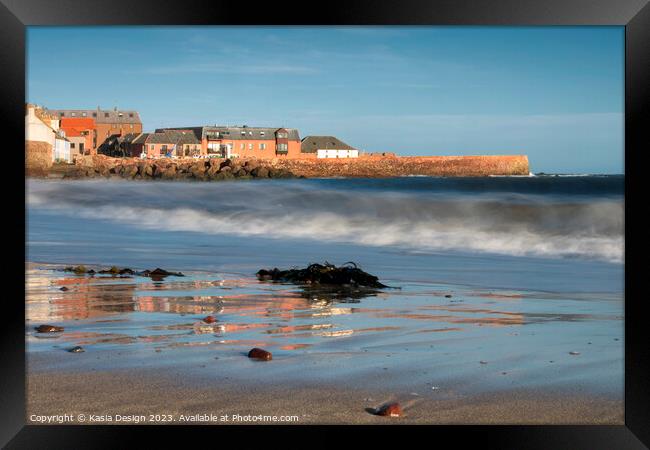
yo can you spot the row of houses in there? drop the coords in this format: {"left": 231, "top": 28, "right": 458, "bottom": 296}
{"left": 26, "top": 104, "right": 359, "bottom": 163}
{"left": 116, "top": 126, "right": 359, "bottom": 160}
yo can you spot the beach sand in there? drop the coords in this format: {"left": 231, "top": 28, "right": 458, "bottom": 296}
{"left": 25, "top": 260, "right": 624, "bottom": 425}
{"left": 27, "top": 369, "right": 623, "bottom": 425}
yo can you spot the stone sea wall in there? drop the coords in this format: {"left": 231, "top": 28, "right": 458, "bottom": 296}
{"left": 32, "top": 154, "right": 530, "bottom": 180}
{"left": 25, "top": 141, "right": 53, "bottom": 176}
{"left": 266, "top": 155, "right": 530, "bottom": 178}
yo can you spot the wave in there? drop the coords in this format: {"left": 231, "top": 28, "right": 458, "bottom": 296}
{"left": 27, "top": 179, "right": 624, "bottom": 263}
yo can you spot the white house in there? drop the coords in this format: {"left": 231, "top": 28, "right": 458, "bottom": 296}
{"left": 300, "top": 136, "right": 359, "bottom": 159}
{"left": 25, "top": 104, "right": 73, "bottom": 163}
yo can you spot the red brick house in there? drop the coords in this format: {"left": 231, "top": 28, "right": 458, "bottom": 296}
{"left": 157, "top": 125, "right": 306, "bottom": 159}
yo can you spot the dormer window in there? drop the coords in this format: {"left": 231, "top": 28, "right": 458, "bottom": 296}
{"left": 82, "top": 112, "right": 87, "bottom": 117}
{"left": 129, "top": 113, "right": 134, "bottom": 118}
{"left": 71, "top": 112, "right": 76, "bottom": 117}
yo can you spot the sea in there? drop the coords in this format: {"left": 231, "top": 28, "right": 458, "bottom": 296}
{"left": 25, "top": 175, "right": 624, "bottom": 398}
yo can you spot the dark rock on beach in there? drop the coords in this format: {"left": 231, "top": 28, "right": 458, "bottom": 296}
{"left": 138, "top": 268, "right": 185, "bottom": 278}
{"left": 98, "top": 266, "right": 135, "bottom": 275}
{"left": 248, "top": 348, "right": 272, "bottom": 361}
{"left": 68, "top": 346, "right": 85, "bottom": 353}
{"left": 35, "top": 324, "right": 64, "bottom": 333}
{"left": 256, "top": 262, "right": 388, "bottom": 289}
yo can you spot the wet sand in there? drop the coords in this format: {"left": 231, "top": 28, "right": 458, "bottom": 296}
{"left": 27, "top": 369, "right": 622, "bottom": 425}
{"left": 25, "top": 263, "right": 624, "bottom": 425}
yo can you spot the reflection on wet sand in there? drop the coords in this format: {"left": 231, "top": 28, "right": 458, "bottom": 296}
{"left": 26, "top": 264, "right": 620, "bottom": 356}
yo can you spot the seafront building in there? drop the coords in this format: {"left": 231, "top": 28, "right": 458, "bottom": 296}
{"left": 157, "top": 125, "right": 303, "bottom": 158}
{"left": 301, "top": 136, "right": 359, "bottom": 159}
{"left": 120, "top": 130, "right": 202, "bottom": 158}
{"left": 25, "top": 104, "right": 72, "bottom": 164}
{"left": 59, "top": 117, "right": 95, "bottom": 157}
{"left": 43, "top": 107, "right": 143, "bottom": 154}
{"left": 26, "top": 103, "right": 361, "bottom": 161}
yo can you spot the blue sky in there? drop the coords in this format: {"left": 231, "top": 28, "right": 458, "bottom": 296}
{"left": 27, "top": 26, "right": 624, "bottom": 173}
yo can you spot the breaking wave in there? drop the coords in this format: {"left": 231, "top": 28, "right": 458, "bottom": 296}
{"left": 27, "top": 178, "right": 624, "bottom": 263}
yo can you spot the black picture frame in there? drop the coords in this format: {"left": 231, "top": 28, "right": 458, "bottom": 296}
{"left": 3, "top": 0, "right": 648, "bottom": 447}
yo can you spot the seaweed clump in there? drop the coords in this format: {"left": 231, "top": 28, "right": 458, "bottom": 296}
{"left": 256, "top": 262, "right": 388, "bottom": 288}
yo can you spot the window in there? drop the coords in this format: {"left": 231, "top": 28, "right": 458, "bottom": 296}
{"left": 129, "top": 113, "right": 134, "bottom": 118}
{"left": 70, "top": 143, "right": 75, "bottom": 148}
{"left": 248, "top": 143, "right": 253, "bottom": 150}
{"left": 130, "top": 124, "right": 133, "bottom": 129}
{"left": 260, "top": 143, "right": 266, "bottom": 150}
{"left": 104, "top": 112, "right": 109, "bottom": 118}
{"left": 277, "top": 143, "right": 288, "bottom": 153}
{"left": 240, "top": 143, "right": 245, "bottom": 150}
{"left": 241, "top": 131, "right": 246, "bottom": 136}
{"left": 71, "top": 112, "right": 76, "bottom": 117}
{"left": 60, "top": 112, "right": 64, "bottom": 117}
{"left": 82, "top": 112, "right": 87, "bottom": 117}
{"left": 260, "top": 131, "right": 265, "bottom": 137}
{"left": 150, "top": 145, "right": 154, "bottom": 150}
{"left": 92, "top": 112, "right": 97, "bottom": 117}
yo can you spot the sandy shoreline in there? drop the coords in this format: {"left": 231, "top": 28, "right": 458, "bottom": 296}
{"left": 27, "top": 368, "right": 622, "bottom": 425}
{"left": 25, "top": 257, "right": 624, "bottom": 425}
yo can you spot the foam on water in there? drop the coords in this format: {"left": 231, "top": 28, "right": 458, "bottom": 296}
{"left": 27, "top": 177, "right": 624, "bottom": 263}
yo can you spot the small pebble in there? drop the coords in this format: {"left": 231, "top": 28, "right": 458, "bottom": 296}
{"left": 248, "top": 348, "right": 272, "bottom": 361}
{"left": 68, "top": 346, "right": 84, "bottom": 353}
{"left": 375, "top": 402, "right": 402, "bottom": 417}
{"left": 480, "top": 360, "right": 488, "bottom": 364}
{"left": 444, "top": 294, "right": 452, "bottom": 298}
{"left": 569, "top": 351, "right": 581, "bottom": 355}
{"left": 59, "top": 286, "right": 69, "bottom": 291}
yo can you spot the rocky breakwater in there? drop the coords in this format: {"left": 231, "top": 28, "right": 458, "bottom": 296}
{"left": 267, "top": 155, "right": 530, "bottom": 178}
{"left": 48, "top": 155, "right": 299, "bottom": 181}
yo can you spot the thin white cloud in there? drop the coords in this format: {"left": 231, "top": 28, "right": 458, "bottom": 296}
{"left": 127, "top": 63, "right": 319, "bottom": 76}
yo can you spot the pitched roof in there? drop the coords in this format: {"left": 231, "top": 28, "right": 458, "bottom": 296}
{"left": 301, "top": 136, "right": 355, "bottom": 153}
{"left": 158, "top": 126, "right": 300, "bottom": 141}
{"left": 45, "top": 108, "right": 141, "bottom": 124}
{"left": 118, "top": 133, "right": 142, "bottom": 144}
{"left": 144, "top": 130, "right": 201, "bottom": 145}
{"left": 131, "top": 133, "right": 150, "bottom": 144}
